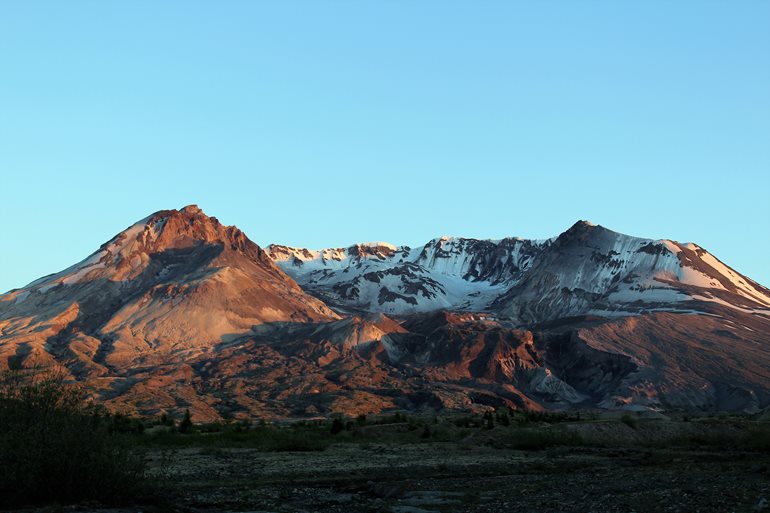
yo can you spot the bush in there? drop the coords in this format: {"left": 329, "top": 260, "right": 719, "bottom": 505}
{"left": 143, "top": 423, "right": 332, "bottom": 451}
{"left": 512, "top": 410, "right": 578, "bottom": 425}
{"left": 330, "top": 417, "right": 345, "bottom": 435}
{"left": 158, "top": 412, "right": 175, "bottom": 427}
{"left": 620, "top": 414, "right": 639, "bottom": 430}
{"left": 0, "top": 368, "right": 148, "bottom": 507}
{"left": 746, "top": 425, "right": 770, "bottom": 453}
{"left": 494, "top": 427, "right": 583, "bottom": 450}
{"left": 106, "top": 412, "right": 146, "bottom": 434}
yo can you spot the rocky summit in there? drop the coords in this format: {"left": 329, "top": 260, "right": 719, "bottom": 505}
{"left": 1, "top": 205, "right": 768, "bottom": 420}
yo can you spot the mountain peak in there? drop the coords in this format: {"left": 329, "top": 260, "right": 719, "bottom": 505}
{"left": 4, "top": 205, "right": 339, "bottom": 370}
{"left": 180, "top": 204, "right": 203, "bottom": 215}
{"left": 559, "top": 220, "right": 618, "bottom": 241}
{"left": 570, "top": 219, "right": 599, "bottom": 230}
{"left": 347, "top": 241, "right": 398, "bottom": 258}
{"left": 137, "top": 205, "right": 256, "bottom": 255}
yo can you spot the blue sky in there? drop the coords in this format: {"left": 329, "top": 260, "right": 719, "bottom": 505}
{"left": 1, "top": 1, "right": 768, "bottom": 292}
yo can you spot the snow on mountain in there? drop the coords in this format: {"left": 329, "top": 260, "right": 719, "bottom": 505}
{"left": 269, "top": 221, "right": 770, "bottom": 320}
{"left": 267, "top": 236, "right": 546, "bottom": 315}
{"left": 495, "top": 221, "right": 770, "bottom": 322}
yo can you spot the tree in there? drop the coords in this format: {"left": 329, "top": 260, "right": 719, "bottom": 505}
{"left": 483, "top": 411, "right": 495, "bottom": 430}
{"left": 159, "top": 413, "right": 174, "bottom": 426}
{"left": 178, "top": 408, "right": 193, "bottom": 434}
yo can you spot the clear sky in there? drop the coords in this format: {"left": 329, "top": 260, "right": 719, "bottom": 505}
{"left": 1, "top": 1, "right": 768, "bottom": 293}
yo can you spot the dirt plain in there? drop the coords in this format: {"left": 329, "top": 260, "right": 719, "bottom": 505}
{"left": 20, "top": 418, "right": 770, "bottom": 513}
{"left": 146, "top": 444, "right": 769, "bottom": 513}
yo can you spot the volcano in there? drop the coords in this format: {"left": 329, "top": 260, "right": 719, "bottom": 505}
{"left": 1, "top": 205, "right": 768, "bottom": 420}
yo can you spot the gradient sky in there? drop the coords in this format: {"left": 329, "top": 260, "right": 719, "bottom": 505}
{"left": 1, "top": 1, "right": 768, "bottom": 293}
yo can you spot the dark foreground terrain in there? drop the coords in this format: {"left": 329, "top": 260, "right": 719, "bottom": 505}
{"left": 15, "top": 413, "right": 770, "bottom": 513}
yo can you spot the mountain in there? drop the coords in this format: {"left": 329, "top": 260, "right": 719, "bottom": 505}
{"left": 267, "top": 221, "right": 770, "bottom": 320}
{"left": 1, "top": 206, "right": 768, "bottom": 420}
{"left": 267, "top": 237, "right": 543, "bottom": 315}
{"left": 0, "top": 205, "right": 337, "bottom": 375}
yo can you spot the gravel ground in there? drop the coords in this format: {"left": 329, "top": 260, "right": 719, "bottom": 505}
{"left": 18, "top": 425, "right": 770, "bottom": 513}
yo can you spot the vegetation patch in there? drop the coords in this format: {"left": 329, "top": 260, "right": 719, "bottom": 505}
{"left": 0, "top": 368, "right": 149, "bottom": 508}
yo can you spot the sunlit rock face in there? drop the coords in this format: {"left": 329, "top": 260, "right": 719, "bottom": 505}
{"left": 1, "top": 208, "right": 769, "bottom": 420}
{"left": 0, "top": 205, "right": 338, "bottom": 372}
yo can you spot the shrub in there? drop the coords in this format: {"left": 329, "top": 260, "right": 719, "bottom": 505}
{"left": 494, "top": 427, "right": 583, "bottom": 450}
{"left": 744, "top": 425, "right": 770, "bottom": 453}
{"left": 620, "top": 414, "right": 639, "bottom": 430}
{"left": 144, "top": 422, "right": 332, "bottom": 451}
{"left": 198, "top": 421, "right": 226, "bottom": 433}
{"left": 106, "top": 412, "right": 145, "bottom": 434}
{"left": 513, "top": 410, "right": 577, "bottom": 425}
{"left": 453, "top": 415, "right": 481, "bottom": 428}
{"left": 0, "top": 368, "right": 148, "bottom": 507}
{"left": 330, "top": 417, "right": 345, "bottom": 435}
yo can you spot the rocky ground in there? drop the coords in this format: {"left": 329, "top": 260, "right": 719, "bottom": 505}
{"left": 20, "top": 419, "right": 770, "bottom": 513}
{"left": 147, "top": 444, "right": 769, "bottom": 513}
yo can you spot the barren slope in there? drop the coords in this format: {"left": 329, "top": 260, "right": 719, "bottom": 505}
{"left": 0, "top": 205, "right": 337, "bottom": 375}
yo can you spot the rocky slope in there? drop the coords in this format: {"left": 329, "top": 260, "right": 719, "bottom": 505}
{"left": 494, "top": 221, "right": 770, "bottom": 323}
{"left": 0, "top": 207, "right": 768, "bottom": 419}
{"left": 0, "top": 205, "right": 337, "bottom": 376}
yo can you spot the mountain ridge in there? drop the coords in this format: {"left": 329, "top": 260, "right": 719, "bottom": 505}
{"left": 267, "top": 220, "right": 770, "bottom": 319}
{"left": 1, "top": 205, "right": 768, "bottom": 420}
